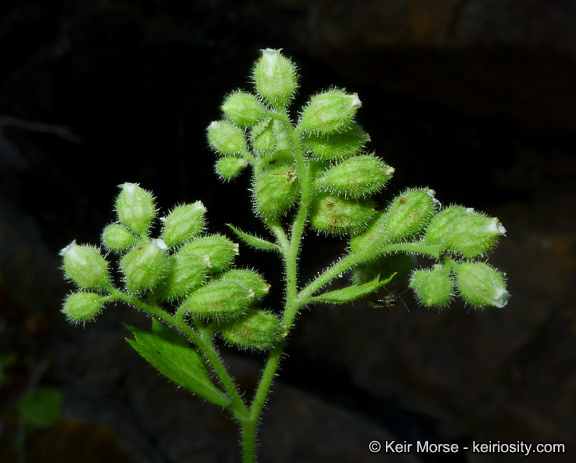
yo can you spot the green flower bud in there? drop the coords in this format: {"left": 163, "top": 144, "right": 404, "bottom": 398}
{"left": 62, "top": 292, "right": 105, "bottom": 323}
{"left": 350, "top": 188, "right": 438, "bottom": 254}
{"left": 116, "top": 183, "right": 156, "bottom": 236}
{"left": 222, "top": 91, "right": 268, "bottom": 127}
{"left": 207, "top": 121, "right": 247, "bottom": 155}
{"left": 409, "top": 265, "right": 454, "bottom": 307}
{"left": 218, "top": 269, "right": 270, "bottom": 300}
{"left": 315, "top": 155, "right": 394, "bottom": 199}
{"left": 310, "top": 193, "right": 376, "bottom": 235}
{"left": 121, "top": 239, "right": 169, "bottom": 293}
{"left": 216, "top": 156, "right": 249, "bottom": 180}
{"left": 425, "top": 206, "right": 506, "bottom": 258}
{"left": 102, "top": 224, "right": 139, "bottom": 253}
{"left": 253, "top": 48, "right": 298, "bottom": 107}
{"left": 161, "top": 202, "right": 206, "bottom": 247}
{"left": 454, "top": 262, "right": 510, "bottom": 308}
{"left": 156, "top": 249, "right": 210, "bottom": 301}
{"left": 250, "top": 118, "right": 275, "bottom": 154}
{"left": 181, "top": 279, "right": 254, "bottom": 320}
{"left": 254, "top": 165, "right": 299, "bottom": 220}
{"left": 60, "top": 241, "right": 110, "bottom": 289}
{"left": 303, "top": 123, "right": 370, "bottom": 161}
{"left": 219, "top": 310, "right": 281, "bottom": 350}
{"left": 179, "top": 235, "right": 238, "bottom": 273}
{"left": 299, "top": 90, "right": 362, "bottom": 135}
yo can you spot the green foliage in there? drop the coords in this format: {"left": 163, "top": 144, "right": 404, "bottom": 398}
{"left": 18, "top": 388, "right": 62, "bottom": 428}
{"left": 60, "top": 48, "right": 510, "bottom": 463}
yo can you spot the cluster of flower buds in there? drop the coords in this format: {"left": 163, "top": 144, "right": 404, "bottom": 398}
{"left": 408, "top": 206, "right": 510, "bottom": 308}
{"left": 61, "top": 183, "right": 281, "bottom": 350}
{"left": 205, "top": 48, "right": 509, "bottom": 309}
{"left": 207, "top": 49, "right": 394, "bottom": 234}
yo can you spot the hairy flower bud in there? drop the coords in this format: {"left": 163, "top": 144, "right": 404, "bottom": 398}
{"left": 303, "top": 123, "right": 369, "bottom": 161}
{"left": 207, "top": 121, "right": 247, "bottom": 155}
{"left": 218, "top": 269, "right": 270, "bottom": 300}
{"left": 350, "top": 188, "right": 438, "bottom": 254}
{"left": 310, "top": 193, "right": 376, "bottom": 235}
{"left": 250, "top": 118, "right": 275, "bottom": 154}
{"left": 181, "top": 279, "right": 254, "bottom": 319}
{"left": 299, "top": 90, "right": 361, "bottom": 134}
{"left": 254, "top": 166, "right": 299, "bottom": 220}
{"left": 161, "top": 202, "right": 206, "bottom": 247}
{"left": 116, "top": 183, "right": 156, "bottom": 236}
{"left": 219, "top": 310, "right": 281, "bottom": 350}
{"left": 253, "top": 48, "right": 298, "bottom": 107}
{"left": 121, "top": 239, "right": 169, "bottom": 293}
{"left": 216, "top": 156, "right": 249, "bottom": 180}
{"left": 454, "top": 262, "right": 510, "bottom": 308}
{"left": 222, "top": 91, "right": 268, "bottom": 127}
{"left": 179, "top": 235, "right": 238, "bottom": 273}
{"left": 409, "top": 265, "right": 454, "bottom": 307}
{"left": 425, "top": 206, "right": 506, "bottom": 258}
{"left": 60, "top": 241, "right": 110, "bottom": 289}
{"left": 156, "top": 249, "right": 210, "bottom": 301}
{"left": 102, "top": 224, "right": 139, "bottom": 253}
{"left": 315, "top": 155, "right": 394, "bottom": 199}
{"left": 62, "top": 292, "right": 105, "bottom": 323}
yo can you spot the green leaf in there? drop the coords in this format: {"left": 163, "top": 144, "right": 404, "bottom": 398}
{"left": 18, "top": 388, "right": 62, "bottom": 428}
{"left": 124, "top": 319, "right": 230, "bottom": 407}
{"left": 311, "top": 273, "right": 396, "bottom": 304}
{"left": 227, "top": 224, "right": 279, "bottom": 251}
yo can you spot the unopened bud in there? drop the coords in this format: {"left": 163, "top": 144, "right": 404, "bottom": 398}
{"left": 250, "top": 118, "right": 275, "bottom": 154}
{"left": 409, "top": 265, "right": 454, "bottom": 307}
{"left": 116, "top": 183, "right": 156, "bottom": 236}
{"left": 254, "top": 166, "right": 299, "bottom": 220}
{"left": 60, "top": 241, "right": 110, "bottom": 289}
{"left": 350, "top": 188, "right": 438, "bottom": 254}
{"left": 454, "top": 262, "right": 510, "bottom": 308}
{"left": 218, "top": 269, "right": 270, "bottom": 300}
{"left": 161, "top": 202, "right": 206, "bottom": 247}
{"left": 315, "top": 155, "right": 393, "bottom": 198}
{"left": 207, "top": 121, "right": 247, "bottom": 155}
{"left": 216, "top": 156, "right": 249, "bottom": 180}
{"left": 310, "top": 193, "right": 376, "bottom": 235}
{"left": 120, "top": 239, "right": 169, "bottom": 293}
{"left": 102, "top": 224, "right": 139, "bottom": 253}
{"left": 219, "top": 310, "right": 281, "bottom": 350}
{"left": 222, "top": 91, "right": 268, "bottom": 127}
{"left": 304, "top": 123, "right": 369, "bottom": 161}
{"left": 181, "top": 279, "right": 254, "bottom": 319}
{"left": 156, "top": 249, "right": 209, "bottom": 300}
{"left": 62, "top": 292, "right": 105, "bottom": 323}
{"left": 425, "top": 206, "right": 506, "bottom": 258}
{"left": 299, "top": 90, "right": 361, "bottom": 134}
{"left": 253, "top": 49, "right": 298, "bottom": 107}
{"left": 179, "top": 235, "right": 238, "bottom": 273}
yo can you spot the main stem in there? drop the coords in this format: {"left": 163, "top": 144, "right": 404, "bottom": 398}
{"left": 240, "top": 111, "right": 311, "bottom": 463}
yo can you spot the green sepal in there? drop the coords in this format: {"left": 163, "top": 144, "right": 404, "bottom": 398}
{"left": 180, "top": 235, "right": 239, "bottom": 273}
{"left": 227, "top": 224, "right": 279, "bottom": 251}
{"left": 124, "top": 319, "right": 230, "bottom": 407}
{"left": 180, "top": 279, "right": 254, "bottom": 320}
{"left": 216, "top": 156, "right": 249, "bottom": 180}
{"left": 310, "top": 193, "right": 376, "bottom": 235}
{"left": 311, "top": 273, "right": 396, "bottom": 304}
{"left": 303, "top": 122, "right": 369, "bottom": 161}
{"left": 254, "top": 165, "right": 299, "bottom": 220}
{"left": 219, "top": 309, "right": 281, "bottom": 351}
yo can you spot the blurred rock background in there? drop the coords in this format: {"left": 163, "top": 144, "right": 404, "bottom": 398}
{"left": 0, "top": 1, "right": 575, "bottom": 462}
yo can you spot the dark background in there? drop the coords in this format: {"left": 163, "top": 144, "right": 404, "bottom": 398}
{"left": 1, "top": 1, "right": 575, "bottom": 462}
